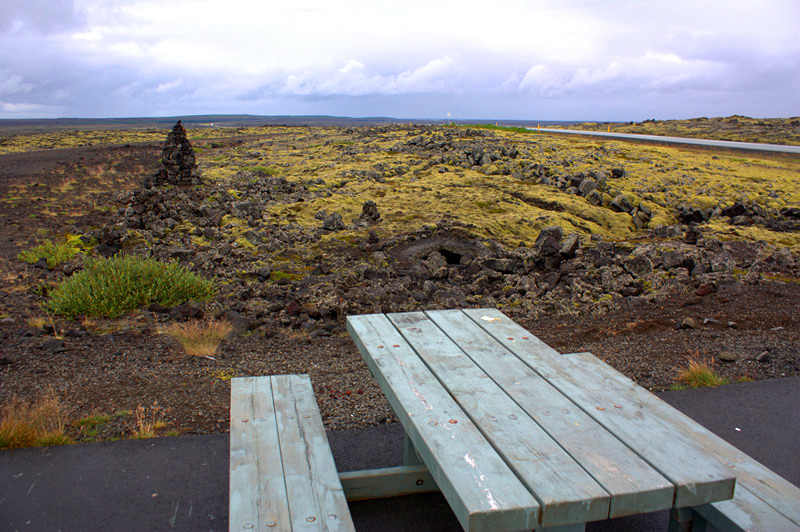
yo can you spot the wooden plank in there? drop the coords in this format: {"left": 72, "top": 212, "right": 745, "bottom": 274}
{"left": 563, "top": 353, "right": 800, "bottom": 525}
{"left": 388, "top": 311, "right": 611, "bottom": 527}
{"left": 347, "top": 314, "right": 540, "bottom": 532}
{"left": 270, "top": 375, "right": 355, "bottom": 531}
{"left": 425, "top": 309, "right": 674, "bottom": 519}
{"left": 693, "top": 484, "right": 800, "bottom": 532}
{"left": 229, "top": 376, "right": 291, "bottom": 531}
{"left": 464, "top": 308, "right": 736, "bottom": 508}
{"left": 339, "top": 465, "right": 438, "bottom": 501}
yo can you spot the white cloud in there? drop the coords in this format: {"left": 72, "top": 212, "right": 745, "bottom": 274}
{"left": 156, "top": 79, "right": 182, "bottom": 93}
{"left": 0, "top": 0, "right": 798, "bottom": 119}
{"left": 0, "top": 72, "right": 35, "bottom": 96}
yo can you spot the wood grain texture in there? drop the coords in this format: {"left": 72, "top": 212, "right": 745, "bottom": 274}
{"left": 230, "top": 376, "right": 290, "bottom": 531}
{"left": 693, "top": 484, "right": 800, "bottom": 531}
{"left": 463, "top": 308, "right": 736, "bottom": 508}
{"left": 425, "top": 309, "right": 674, "bottom": 519}
{"left": 271, "top": 375, "right": 354, "bottom": 531}
{"left": 229, "top": 376, "right": 354, "bottom": 532}
{"left": 339, "top": 465, "right": 438, "bottom": 501}
{"left": 388, "top": 311, "right": 610, "bottom": 526}
{"left": 347, "top": 313, "right": 540, "bottom": 532}
{"left": 563, "top": 353, "right": 800, "bottom": 526}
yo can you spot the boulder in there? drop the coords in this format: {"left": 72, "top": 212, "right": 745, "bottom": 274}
{"left": 578, "top": 178, "right": 597, "bottom": 196}
{"left": 559, "top": 233, "right": 581, "bottom": 258}
{"left": 321, "top": 212, "right": 345, "bottom": 231}
{"left": 533, "top": 226, "right": 563, "bottom": 256}
{"left": 359, "top": 200, "right": 381, "bottom": 223}
{"left": 610, "top": 194, "right": 633, "bottom": 213}
{"left": 623, "top": 254, "right": 653, "bottom": 277}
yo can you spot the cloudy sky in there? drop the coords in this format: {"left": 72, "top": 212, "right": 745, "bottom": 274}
{"left": 1, "top": 0, "right": 798, "bottom": 121}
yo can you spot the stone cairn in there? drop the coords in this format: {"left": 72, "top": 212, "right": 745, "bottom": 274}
{"left": 145, "top": 120, "right": 199, "bottom": 187}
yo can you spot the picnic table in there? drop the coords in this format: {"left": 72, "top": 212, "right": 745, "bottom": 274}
{"left": 345, "top": 308, "right": 738, "bottom": 531}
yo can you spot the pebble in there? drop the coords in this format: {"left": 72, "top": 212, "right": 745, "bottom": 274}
{"left": 756, "top": 351, "right": 771, "bottom": 363}
{"left": 703, "top": 317, "right": 719, "bottom": 325}
{"left": 41, "top": 338, "right": 67, "bottom": 354}
{"left": 679, "top": 317, "right": 697, "bottom": 330}
{"left": 718, "top": 351, "right": 738, "bottom": 362}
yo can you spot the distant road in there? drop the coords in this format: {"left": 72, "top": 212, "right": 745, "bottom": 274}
{"left": 528, "top": 127, "right": 800, "bottom": 154}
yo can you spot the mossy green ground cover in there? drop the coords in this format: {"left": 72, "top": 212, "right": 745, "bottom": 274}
{"left": 194, "top": 125, "right": 800, "bottom": 250}
{"left": 5, "top": 123, "right": 798, "bottom": 252}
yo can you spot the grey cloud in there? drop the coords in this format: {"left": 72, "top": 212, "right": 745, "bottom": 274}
{"left": 0, "top": 0, "right": 86, "bottom": 33}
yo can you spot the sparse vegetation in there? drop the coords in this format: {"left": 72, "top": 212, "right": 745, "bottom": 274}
{"left": 17, "top": 235, "right": 92, "bottom": 269}
{"left": 163, "top": 318, "right": 233, "bottom": 357}
{"left": 674, "top": 358, "right": 730, "bottom": 389}
{"left": 47, "top": 255, "right": 215, "bottom": 318}
{"left": 129, "top": 403, "right": 168, "bottom": 439}
{"left": 0, "top": 389, "right": 72, "bottom": 449}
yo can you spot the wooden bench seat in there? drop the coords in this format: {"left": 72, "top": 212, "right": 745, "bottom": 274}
{"left": 229, "top": 375, "right": 354, "bottom": 531}
{"left": 557, "top": 352, "right": 800, "bottom": 532}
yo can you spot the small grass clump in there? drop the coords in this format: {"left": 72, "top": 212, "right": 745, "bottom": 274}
{"left": 0, "top": 389, "right": 72, "bottom": 449}
{"left": 129, "top": 403, "right": 168, "bottom": 439}
{"left": 17, "top": 238, "right": 82, "bottom": 268}
{"left": 164, "top": 318, "right": 233, "bottom": 357}
{"left": 47, "top": 255, "right": 215, "bottom": 318}
{"left": 674, "top": 359, "right": 729, "bottom": 389}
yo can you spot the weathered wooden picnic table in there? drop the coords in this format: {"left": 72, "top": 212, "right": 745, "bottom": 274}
{"left": 346, "top": 308, "right": 739, "bottom": 531}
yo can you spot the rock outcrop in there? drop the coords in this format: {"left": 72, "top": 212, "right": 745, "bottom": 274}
{"left": 146, "top": 121, "right": 199, "bottom": 187}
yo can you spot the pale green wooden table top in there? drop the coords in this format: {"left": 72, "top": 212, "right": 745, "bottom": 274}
{"left": 347, "top": 308, "right": 737, "bottom": 531}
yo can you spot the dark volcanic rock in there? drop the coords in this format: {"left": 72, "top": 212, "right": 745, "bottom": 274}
{"left": 359, "top": 200, "right": 381, "bottom": 223}
{"left": 147, "top": 121, "right": 198, "bottom": 187}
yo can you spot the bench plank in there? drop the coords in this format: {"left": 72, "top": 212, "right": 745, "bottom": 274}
{"left": 230, "top": 376, "right": 291, "bottom": 530}
{"left": 425, "top": 309, "right": 674, "bottom": 519}
{"left": 693, "top": 484, "right": 800, "bottom": 532}
{"left": 347, "top": 313, "right": 539, "bottom": 532}
{"left": 563, "top": 352, "right": 800, "bottom": 527}
{"left": 230, "top": 376, "right": 354, "bottom": 532}
{"left": 271, "top": 375, "right": 354, "bottom": 531}
{"left": 464, "top": 308, "right": 736, "bottom": 508}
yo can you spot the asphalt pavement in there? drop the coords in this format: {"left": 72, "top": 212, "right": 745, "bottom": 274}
{"left": 2, "top": 376, "right": 799, "bottom": 531}
{"left": 530, "top": 127, "right": 800, "bottom": 154}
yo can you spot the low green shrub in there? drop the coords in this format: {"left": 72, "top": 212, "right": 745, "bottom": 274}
{"left": 47, "top": 255, "right": 215, "bottom": 318}
{"left": 17, "top": 237, "right": 83, "bottom": 268}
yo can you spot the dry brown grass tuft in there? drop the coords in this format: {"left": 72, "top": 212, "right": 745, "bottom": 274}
{"left": 163, "top": 318, "right": 233, "bottom": 357}
{"left": 0, "top": 388, "right": 72, "bottom": 449}
{"left": 129, "top": 403, "right": 168, "bottom": 439}
{"left": 674, "top": 355, "right": 729, "bottom": 389}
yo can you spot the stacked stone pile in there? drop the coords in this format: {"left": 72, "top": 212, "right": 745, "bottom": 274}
{"left": 145, "top": 120, "right": 199, "bottom": 187}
